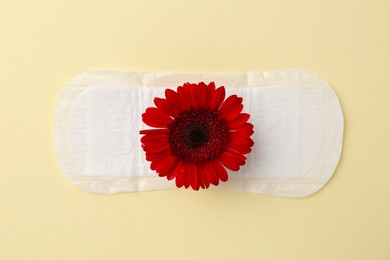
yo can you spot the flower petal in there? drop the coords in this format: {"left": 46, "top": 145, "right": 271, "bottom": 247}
{"left": 142, "top": 107, "right": 173, "bottom": 128}
{"left": 152, "top": 155, "right": 174, "bottom": 173}
{"left": 226, "top": 143, "right": 252, "bottom": 154}
{"left": 187, "top": 83, "right": 199, "bottom": 108}
{"left": 219, "top": 95, "right": 243, "bottom": 121}
{"left": 167, "top": 160, "right": 180, "bottom": 180}
{"left": 229, "top": 132, "right": 254, "bottom": 147}
{"left": 177, "top": 85, "right": 191, "bottom": 110}
{"left": 154, "top": 97, "right": 178, "bottom": 117}
{"left": 207, "top": 82, "right": 216, "bottom": 92}
{"left": 145, "top": 149, "right": 170, "bottom": 161}
{"left": 197, "top": 82, "right": 209, "bottom": 109}
{"left": 197, "top": 164, "right": 206, "bottom": 189}
{"left": 210, "top": 86, "right": 225, "bottom": 111}
{"left": 190, "top": 164, "right": 200, "bottom": 191}
{"left": 227, "top": 113, "right": 250, "bottom": 129}
{"left": 175, "top": 164, "right": 185, "bottom": 188}
{"left": 206, "top": 82, "right": 215, "bottom": 106}
{"left": 183, "top": 163, "right": 192, "bottom": 189}
{"left": 212, "top": 161, "right": 228, "bottom": 182}
{"left": 158, "top": 157, "right": 178, "bottom": 178}
{"left": 140, "top": 129, "right": 169, "bottom": 135}
{"left": 142, "top": 139, "right": 167, "bottom": 148}
{"left": 150, "top": 160, "right": 160, "bottom": 171}
{"left": 155, "top": 155, "right": 177, "bottom": 175}
{"left": 236, "top": 123, "right": 254, "bottom": 135}
{"left": 141, "top": 134, "right": 167, "bottom": 143}
{"left": 142, "top": 142, "right": 170, "bottom": 153}
{"left": 224, "top": 149, "right": 246, "bottom": 166}
{"left": 219, "top": 152, "right": 240, "bottom": 171}
{"left": 203, "top": 163, "right": 218, "bottom": 188}
{"left": 165, "top": 89, "right": 185, "bottom": 112}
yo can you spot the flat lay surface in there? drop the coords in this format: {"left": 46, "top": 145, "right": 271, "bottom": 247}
{"left": 1, "top": 0, "right": 389, "bottom": 259}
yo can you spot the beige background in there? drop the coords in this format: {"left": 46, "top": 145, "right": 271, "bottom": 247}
{"left": 1, "top": 0, "right": 389, "bottom": 259}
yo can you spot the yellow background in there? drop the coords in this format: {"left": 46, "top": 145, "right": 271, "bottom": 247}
{"left": 1, "top": 0, "right": 389, "bottom": 259}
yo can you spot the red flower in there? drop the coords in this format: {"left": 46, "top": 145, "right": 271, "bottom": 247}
{"left": 140, "top": 82, "right": 254, "bottom": 190}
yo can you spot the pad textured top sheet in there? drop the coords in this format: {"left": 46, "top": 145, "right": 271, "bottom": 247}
{"left": 54, "top": 70, "right": 343, "bottom": 197}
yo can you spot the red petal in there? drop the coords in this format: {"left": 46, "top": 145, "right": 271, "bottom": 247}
{"left": 220, "top": 96, "right": 243, "bottom": 121}
{"left": 190, "top": 164, "right": 199, "bottom": 191}
{"left": 226, "top": 143, "right": 252, "bottom": 154}
{"left": 219, "top": 152, "right": 240, "bottom": 171}
{"left": 154, "top": 97, "right": 178, "bottom": 117}
{"left": 177, "top": 85, "right": 191, "bottom": 110}
{"left": 219, "top": 95, "right": 236, "bottom": 113}
{"left": 197, "top": 82, "right": 208, "bottom": 109}
{"left": 237, "top": 123, "right": 254, "bottom": 135}
{"left": 212, "top": 161, "right": 228, "bottom": 182}
{"left": 145, "top": 149, "right": 170, "bottom": 161}
{"left": 140, "top": 129, "right": 168, "bottom": 135}
{"left": 183, "top": 163, "right": 192, "bottom": 189}
{"left": 142, "top": 142, "right": 167, "bottom": 152}
{"left": 187, "top": 83, "right": 198, "bottom": 108}
{"left": 210, "top": 86, "right": 225, "bottom": 111}
{"left": 165, "top": 89, "right": 185, "bottom": 112}
{"left": 175, "top": 164, "right": 185, "bottom": 188}
{"left": 205, "top": 163, "right": 219, "bottom": 186}
{"left": 155, "top": 156, "right": 174, "bottom": 172}
{"left": 227, "top": 113, "right": 250, "bottom": 129}
{"left": 141, "top": 134, "right": 167, "bottom": 143}
{"left": 197, "top": 164, "right": 206, "bottom": 189}
{"left": 142, "top": 107, "right": 172, "bottom": 128}
{"left": 224, "top": 104, "right": 243, "bottom": 121}
{"left": 230, "top": 132, "right": 254, "bottom": 147}
{"left": 208, "top": 82, "right": 216, "bottom": 92}
{"left": 167, "top": 160, "right": 181, "bottom": 180}
{"left": 202, "top": 163, "right": 218, "bottom": 188}
{"left": 143, "top": 142, "right": 169, "bottom": 153}
{"left": 206, "top": 82, "right": 216, "bottom": 107}
{"left": 224, "top": 149, "right": 246, "bottom": 166}
{"left": 157, "top": 157, "right": 178, "bottom": 177}
{"left": 155, "top": 155, "right": 176, "bottom": 174}
{"left": 150, "top": 160, "right": 160, "bottom": 171}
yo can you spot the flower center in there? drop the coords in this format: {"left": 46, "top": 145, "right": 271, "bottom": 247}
{"left": 185, "top": 124, "right": 209, "bottom": 148}
{"left": 168, "top": 109, "right": 229, "bottom": 164}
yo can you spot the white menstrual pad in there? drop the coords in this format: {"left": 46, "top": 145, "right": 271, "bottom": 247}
{"left": 54, "top": 70, "right": 343, "bottom": 197}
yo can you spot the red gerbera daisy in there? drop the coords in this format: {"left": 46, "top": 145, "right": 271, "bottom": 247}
{"left": 139, "top": 82, "right": 254, "bottom": 190}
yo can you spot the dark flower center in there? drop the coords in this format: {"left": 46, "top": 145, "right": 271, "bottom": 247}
{"left": 168, "top": 109, "right": 229, "bottom": 164}
{"left": 185, "top": 124, "right": 209, "bottom": 148}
